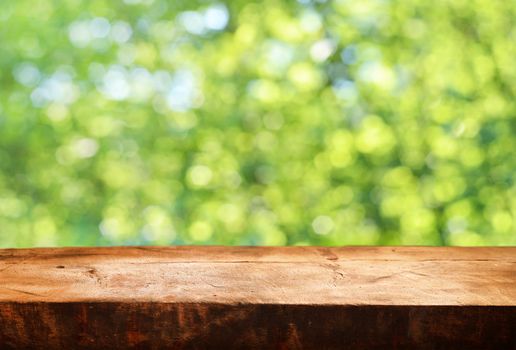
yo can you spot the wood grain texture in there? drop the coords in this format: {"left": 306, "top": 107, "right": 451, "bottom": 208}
{"left": 1, "top": 246, "right": 515, "bottom": 349}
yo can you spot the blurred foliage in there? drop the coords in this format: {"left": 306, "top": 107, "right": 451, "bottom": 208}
{"left": 1, "top": 0, "right": 515, "bottom": 248}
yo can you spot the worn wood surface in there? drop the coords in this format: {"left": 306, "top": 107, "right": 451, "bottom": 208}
{"left": 1, "top": 246, "right": 515, "bottom": 349}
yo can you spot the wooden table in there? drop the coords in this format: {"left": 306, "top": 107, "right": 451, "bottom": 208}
{"left": 1, "top": 246, "right": 515, "bottom": 349}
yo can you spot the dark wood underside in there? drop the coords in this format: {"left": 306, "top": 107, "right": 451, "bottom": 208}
{"left": 1, "top": 303, "right": 515, "bottom": 349}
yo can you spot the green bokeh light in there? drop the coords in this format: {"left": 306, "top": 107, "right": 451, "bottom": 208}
{"left": 1, "top": 0, "right": 515, "bottom": 247}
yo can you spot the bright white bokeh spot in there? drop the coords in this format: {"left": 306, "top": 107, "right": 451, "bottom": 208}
{"left": 99, "top": 218, "right": 120, "bottom": 239}
{"left": 90, "top": 17, "right": 111, "bottom": 38}
{"left": 69, "top": 18, "right": 113, "bottom": 47}
{"left": 111, "top": 21, "right": 132, "bottom": 43}
{"left": 178, "top": 11, "right": 205, "bottom": 35}
{"left": 312, "top": 215, "right": 334, "bottom": 235}
{"left": 358, "top": 61, "right": 395, "bottom": 89}
{"left": 73, "top": 138, "right": 99, "bottom": 158}
{"left": 310, "top": 39, "right": 335, "bottom": 62}
{"left": 300, "top": 9, "right": 322, "bottom": 33}
{"left": 264, "top": 40, "right": 294, "bottom": 73}
{"left": 13, "top": 63, "right": 41, "bottom": 87}
{"left": 204, "top": 4, "right": 229, "bottom": 31}
{"left": 178, "top": 5, "right": 229, "bottom": 35}
{"left": 166, "top": 69, "right": 200, "bottom": 112}
{"left": 31, "top": 70, "right": 78, "bottom": 107}
{"left": 68, "top": 20, "right": 91, "bottom": 48}
{"left": 98, "top": 65, "right": 130, "bottom": 100}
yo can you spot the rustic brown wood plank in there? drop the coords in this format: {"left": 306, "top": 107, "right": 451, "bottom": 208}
{"left": 1, "top": 246, "right": 515, "bottom": 349}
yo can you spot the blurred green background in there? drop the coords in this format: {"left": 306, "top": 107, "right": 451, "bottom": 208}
{"left": 1, "top": 0, "right": 515, "bottom": 248}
